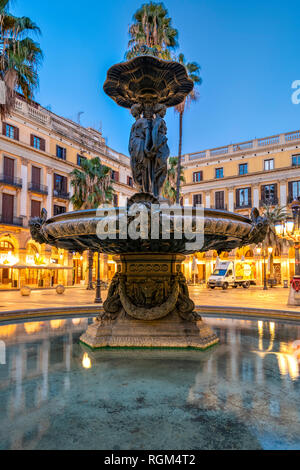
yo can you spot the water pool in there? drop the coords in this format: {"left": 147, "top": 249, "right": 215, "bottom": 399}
{"left": 0, "top": 315, "right": 299, "bottom": 450}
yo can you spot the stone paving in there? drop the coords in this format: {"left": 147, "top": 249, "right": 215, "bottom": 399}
{"left": 0, "top": 285, "right": 299, "bottom": 313}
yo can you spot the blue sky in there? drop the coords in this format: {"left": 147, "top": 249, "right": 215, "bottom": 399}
{"left": 10, "top": 0, "right": 300, "bottom": 156}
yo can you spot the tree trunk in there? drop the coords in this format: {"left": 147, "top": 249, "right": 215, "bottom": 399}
{"left": 176, "top": 111, "right": 183, "bottom": 204}
{"left": 86, "top": 249, "right": 94, "bottom": 290}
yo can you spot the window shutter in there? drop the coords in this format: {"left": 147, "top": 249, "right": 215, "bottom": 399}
{"left": 63, "top": 148, "right": 66, "bottom": 160}
{"left": 248, "top": 187, "right": 252, "bottom": 206}
{"left": 32, "top": 166, "right": 41, "bottom": 185}
{"left": 30, "top": 134, "right": 34, "bottom": 147}
{"left": 62, "top": 176, "right": 67, "bottom": 194}
{"left": 40, "top": 138, "right": 46, "bottom": 152}
{"left": 236, "top": 189, "right": 240, "bottom": 207}
{"left": 14, "top": 126, "right": 19, "bottom": 141}
{"left": 288, "top": 182, "right": 293, "bottom": 203}
{"left": 2, "top": 122, "right": 6, "bottom": 135}
{"left": 274, "top": 183, "right": 278, "bottom": 203}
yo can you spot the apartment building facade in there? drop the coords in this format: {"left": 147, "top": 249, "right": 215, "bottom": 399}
{"left": 0, "top": 95, "right": 135, "bottom": 290}
{"left": 181, "top": 130, "right": 300, "bottom": 285}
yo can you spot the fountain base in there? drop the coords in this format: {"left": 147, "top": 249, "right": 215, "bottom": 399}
{"left": 80, "top": 309, "right": 218, "bottom": 349}
{"left": 80, "top": 253, "right": 218, "bottom": 350}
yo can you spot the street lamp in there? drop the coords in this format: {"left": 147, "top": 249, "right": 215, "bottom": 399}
{"left": 256, "top": 246, "right": 268, "bottom": 290}
{"left": 275, "top": 199, "right": 300, "bottom": 305}
{"left": 94, "top": 251, "right": 102, "bottom": 304}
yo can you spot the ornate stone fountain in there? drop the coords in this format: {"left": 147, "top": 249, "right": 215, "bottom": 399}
{"left": 30, "top": 54, "right": 267, "bottom": 349}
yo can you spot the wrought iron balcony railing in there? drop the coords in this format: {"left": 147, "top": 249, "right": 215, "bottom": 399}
{"left": 259, "top": 198, "right": 279, "bottom": 207}
{"left": 28, "top": 182, "right": 48, "bottom": 195}
{"left": 234, "top": 203, "right": 252, "bottom": 210}
{"left": 0, "top": 216, "right": 23, "bottom": 227}
{"left": 212, "top": 204, "right": 228, "bottom": 211}
{"left": 0, "top": 174, "right": 23, "bottom": 188}
{"left": 53, "top": 189, "right": 70, "bottom": 200}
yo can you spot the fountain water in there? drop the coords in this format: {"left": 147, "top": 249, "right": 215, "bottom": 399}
{"left": 30, "top": 54, "right": 268, "bottom": 349}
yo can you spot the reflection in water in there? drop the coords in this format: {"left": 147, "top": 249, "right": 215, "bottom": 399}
{"left": 0, "top": 315, "right": 299, "bottom": 450}
{"left": 50, "top": 319, "right": 66, "bottom": 330}
{"left": 82, "top": 353, "right": 92, "bottom": 369}
{"left": 24, "top": 322, "right": 43, "bottom": 335}
{"left": 253, "top": 320, "right": 299, "bottom": 381}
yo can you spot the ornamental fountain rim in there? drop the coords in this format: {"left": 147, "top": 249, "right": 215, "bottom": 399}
{"left": 44, "top": 207, "right": 252, "bottom": 225}
{"left": 103, "top": 54, "right": 194, "bottom": 109}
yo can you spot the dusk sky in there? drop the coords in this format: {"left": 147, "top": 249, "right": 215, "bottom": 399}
{"left": 10, "top": 0, "right": 300, "bottom": 157}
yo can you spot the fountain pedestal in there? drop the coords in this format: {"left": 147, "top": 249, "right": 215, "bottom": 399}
{"left": 80, "top": 253, "right": 218, "bottom": 349}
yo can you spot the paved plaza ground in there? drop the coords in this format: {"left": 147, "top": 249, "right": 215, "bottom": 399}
{"left": 0, "top": 285, "right": 299, "bottom": 315}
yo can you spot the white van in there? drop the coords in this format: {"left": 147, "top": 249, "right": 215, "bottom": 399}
{"left": 207, "top": 261, "right": 254, "bottom": 290}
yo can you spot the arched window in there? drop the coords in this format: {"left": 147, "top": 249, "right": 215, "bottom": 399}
{"left": 245, "top": 249, "right": 253, "bottom": 258}
{"left": 27, "top": 244, "right": 38, "bottom": 256}
{"left": 0, "top": 241, "right": 15, "bottom": 253}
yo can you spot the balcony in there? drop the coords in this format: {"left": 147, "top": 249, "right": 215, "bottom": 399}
{"left": 212, "top": 204, "right": 228, "bottom": 211}
{"left": 259, "top": 198, "right": 278, "bottom": 207}
{"left": 0, "top": 174, "right": 22, "bottom": 188}
{"left": 53, "top": 189, "right": 70, "bottom": 200}
{"left": 234, "top": 203, "right": 252, "bottom": 210}
{"left": 0, "top": 216, "right": 23, "bottom": 227}
{"left": 28, "top": 182, "right": 48, "bottom": 195}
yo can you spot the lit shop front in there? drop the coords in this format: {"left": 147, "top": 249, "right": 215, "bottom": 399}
{"left": 0, "top": 240, "right": 19, "bottom": 288}
{"left": 0, "top": 240, "right": 72, "bottom": 289}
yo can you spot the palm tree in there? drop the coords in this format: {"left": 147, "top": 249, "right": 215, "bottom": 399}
{"left": 70, "top": 157, "right": 114, "bottom": 289}
{"left": 0, "top": 0, "right": 43, "bottom": 118}
{"left": 126, "top": 2, "right": 178, "bottom": 60}
{"left": 260, "top": 204, "right": 291, "bottom": 280}
{"left": 162, "top": 157, "right": 185, "bottom": 204}
{"left": 175, "top": 54, "right": 202, "bottom": 203}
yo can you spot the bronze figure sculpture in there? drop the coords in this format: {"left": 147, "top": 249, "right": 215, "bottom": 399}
{"left": 128, "top": 102, "right": 169, "bottom": 197}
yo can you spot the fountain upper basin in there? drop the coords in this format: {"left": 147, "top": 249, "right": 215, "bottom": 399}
{"left": 30, "top": 206, "right": 259, "bottom": 255}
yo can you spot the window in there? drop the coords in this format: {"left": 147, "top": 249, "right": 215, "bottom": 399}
{"left": 77, "top": 154, "right": 87, "bottom": 166}
{"left": 239, "top": 163, "right": 248, "bottom": 175}
{"left": 215, "top": 168, "right": 224, "bottom": 179}
{"left": 113, "top": 194, "right": 118, "bottom": 207}
{"left": 288, "top": 181, "right": 300, "bottom": 202}
{"left": 3, "top": 156, "right": 14, "bottom": 179}
{"left": 236, "top": 187, "right": 251, "bottom": 208}
{"left": 56, "top": 145, "right": 66, "bottom": 160}
{"left": 292, "top": 154, "right": 300, "bottom": 167}
{"left": 53, "top": 174, "right": 68, "bottom": 196}
{"left": 3, "top": 123, "right": 19, "bottom": 140}
{"left": 31, "top": 135, "right": 45, "bottom": 151}
{"left": 193, "top": 194, "right": 202, "bottom": 206}
{"left": 215, "top": 191, "right": 225, "bottom": 209}
{"left": 261, "top": 184, "right": 277, "bottom": 204}
{"left": 31, "top": 166, "right": 41, "bottom": 186}
{"left": 0, "top": 241, "right": 14, "bottom": 252}
{"left": 53, "top": 205, "right": 66, "bottom": 216}
{"left": 193, "top": 171, "right": 203, "bottom": 183}
{"left": 31, "top": 200, "right": 41, "bottom": 218}
{"left": 264, "top": 159, "right": 274, "bottom": 171}
{"left": 111, "top": 171, "right": 119, "bottom": 182}
{"left": 127, "top": 176, "right": 133, "bottom": 187}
